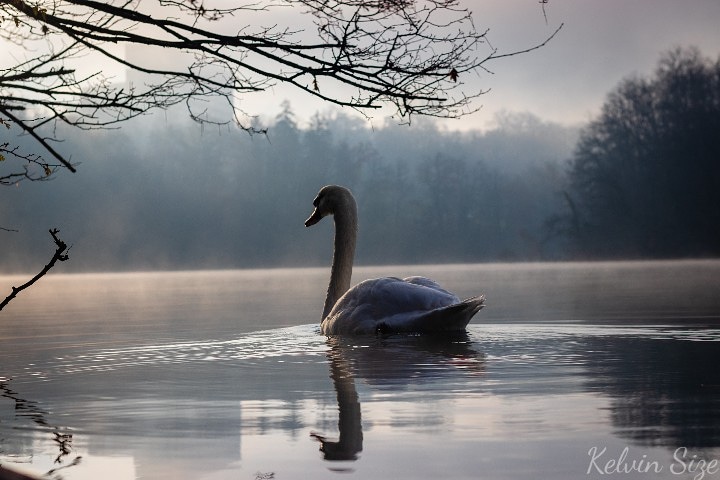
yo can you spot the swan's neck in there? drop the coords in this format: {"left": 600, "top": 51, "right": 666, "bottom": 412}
{"left": 323, "top": 200, "right": 357, "bottom": 320}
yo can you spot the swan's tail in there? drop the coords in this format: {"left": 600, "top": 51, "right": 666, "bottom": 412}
{"left": 447, "top": 295, "right": 486, "bottom": 329}
{"left": 381, "top": 295, "right": 485, "bottom": 334}
{"left": 460, "top": 295, "right": 486, "bottom": 317}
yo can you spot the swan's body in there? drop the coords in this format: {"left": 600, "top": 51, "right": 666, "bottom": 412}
{"left": 305, "top": 185, "right": 485, "bottom": 335}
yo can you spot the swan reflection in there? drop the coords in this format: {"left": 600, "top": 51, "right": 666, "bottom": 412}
{"left": 310, "top": 341, "right": 363, "bottom": 462}
{"left": 311, "top": 333, "right": 486, "bottom": 463}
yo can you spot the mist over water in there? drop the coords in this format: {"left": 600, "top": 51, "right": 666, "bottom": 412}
{"left": 0, "top": 108, "right": 577, "bottom": 273}
{"left": 1, "top": 261, "right": 719, "bottom": 480}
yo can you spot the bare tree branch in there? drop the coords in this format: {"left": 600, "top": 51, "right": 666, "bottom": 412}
{"left": 485, "top": 22, "right": 563, "bottom": 61}
{"left": 1, "top": 0, "right": 562, "bottom": 172}
{"left": 1, "top": 107, "right": 77, "bottom": 171}
{"left": 1, "top": 137, "right": 64, "bottom": 184}
{"left": 0, "top": 228, "right": 70, "bottom": 312}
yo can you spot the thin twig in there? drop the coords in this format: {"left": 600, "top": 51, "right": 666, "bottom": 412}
{"left": 488, "top": 23, "right": 563, "bottom": 61}
{"left": 0, "top": 229, "right": 70, "bottom": 312}
{"left": 540, "top": 0, "right": 549, "bottom": 25}
{"left": 0, "top": 108, "right": 77, "bottom": 172}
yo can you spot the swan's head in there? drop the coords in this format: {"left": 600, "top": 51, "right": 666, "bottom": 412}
{"left": 305, "top": 185, "right": 354, "bottom": 227}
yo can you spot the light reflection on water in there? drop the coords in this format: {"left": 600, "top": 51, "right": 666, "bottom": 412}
{"left": 1, "top": 261, "right": 720, "bottom": 479}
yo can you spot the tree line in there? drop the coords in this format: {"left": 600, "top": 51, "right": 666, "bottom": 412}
{"left": 556, "top": 47, "right": 720, "bottom": 258}
{"left": 2, "top": 46, "right": 718, "bottom": 273}
{"left": 1, "top": 106, "right": 576, "bottom": 272}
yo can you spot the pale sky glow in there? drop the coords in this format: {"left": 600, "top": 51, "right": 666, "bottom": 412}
{"left": 224, "top": 0, "right": 720, "bottom": 129}
{"left": 2, "top": 1, "right": 720, "bottom": 130}
{"left": 468, "top": 0, "right": 720, "bottom": 129}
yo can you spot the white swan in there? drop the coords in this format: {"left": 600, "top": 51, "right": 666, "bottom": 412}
{"left": 305, "top": 185, "right": 485, "bottom": 335}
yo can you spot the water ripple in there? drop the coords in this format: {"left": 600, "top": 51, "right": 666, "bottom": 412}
{"left": 470, "top": 323, "right": 720, "bottom": 343}
{"left": 33, "top": 324, "right": 327, "bottom": 377}
{"left": 17, "top": 323, "right": 720, "bottom": 380}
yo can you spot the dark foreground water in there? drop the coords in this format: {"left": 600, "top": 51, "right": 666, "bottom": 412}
{"left": 1, "top": 261, "right": 719, "bottom": 480}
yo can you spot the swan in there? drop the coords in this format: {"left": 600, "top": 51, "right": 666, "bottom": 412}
{"left": 305, "top": 185, "right": 485, "bottom": 335}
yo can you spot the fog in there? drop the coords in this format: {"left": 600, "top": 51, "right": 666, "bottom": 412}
{"left": 1, "top": 106, "right": 578, "bottom": 273}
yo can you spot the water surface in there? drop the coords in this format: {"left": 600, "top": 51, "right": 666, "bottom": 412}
{"left": 1, "top": 261, "right": 719, "bottom": 479}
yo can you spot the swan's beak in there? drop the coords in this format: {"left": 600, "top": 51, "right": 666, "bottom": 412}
{"left": 305, "top": 208, "right": 323, "bottom": 227}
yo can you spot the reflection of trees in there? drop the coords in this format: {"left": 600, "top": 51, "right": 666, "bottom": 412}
{"left": 581, "top": 335, "right": 720, "bottom": 448}
{"left": 0, "top": 379, "right": 79, "bottom": 477}
{"left": 311, "top": 333, "right": 485, "bottom": 463}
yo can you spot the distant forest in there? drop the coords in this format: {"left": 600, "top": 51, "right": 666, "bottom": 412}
{"left": 561, "top": 47, "right": 720, "bottom": 258}
{"left": 2, "top": 107, "right": 577, "bottom": 272}
{"left": 2, "top": 47, "right": 718, "bottom": 272}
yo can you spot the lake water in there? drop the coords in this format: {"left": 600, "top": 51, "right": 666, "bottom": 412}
{"left": 1, "top": 261, "right": 719, "bottom": 480}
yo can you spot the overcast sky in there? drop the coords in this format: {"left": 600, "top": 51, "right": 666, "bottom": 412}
{"left": 222, "top": 0, "right": 720, "bottom": 130}
{"left": 466, "top": 0, "right": 720, "bottom": 129}
{"left": 3, "top": 1, "right": 720, "bottom": 131}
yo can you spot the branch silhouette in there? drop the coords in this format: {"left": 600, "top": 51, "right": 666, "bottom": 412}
{"left": 0, "top": 228, "right": 70, "bottom": 312}
{"left": 1, "top": 0, "right": 562, "bottom": 172}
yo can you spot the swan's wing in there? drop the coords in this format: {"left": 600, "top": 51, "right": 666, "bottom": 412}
{"left": 323, "top": 277, "right": 470, "bottom": 335}
{"left": 381, "top": 295, "right": 484, "bottom": 334}
{"left": 402, "top": 276, "right": 456, "bottom": 297}
{"left": 344, "top": 277, "right": 460, "bottom": 313}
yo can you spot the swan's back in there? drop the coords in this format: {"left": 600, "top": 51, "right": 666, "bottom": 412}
{"left": 321, "top": 276, "right": 485, "bottom": 335}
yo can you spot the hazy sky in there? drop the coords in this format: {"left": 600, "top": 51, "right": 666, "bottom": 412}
{"left": 2, "top": 1, "right": 720, "bottom": 131}
{"left": 468, "top": 0, "right": 720, "bottom": 129}
{"left": 224, "top": 0, "right": 720, "bottom": 129}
